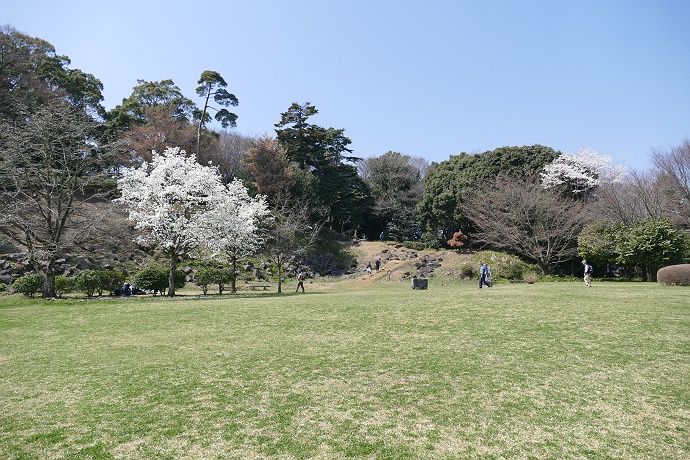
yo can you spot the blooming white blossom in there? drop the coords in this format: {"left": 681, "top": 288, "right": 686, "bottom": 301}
{"left": 114, "top": 147, "right": 228, "bottom": 253}
{"left": 204, "top": 178, "right": 270, "bottom": 258}
{"left": 114, "top": 147, "right": 269, "bottom": 295}
{"left": 541, "top": 147, "right": 627, "bottom": 194}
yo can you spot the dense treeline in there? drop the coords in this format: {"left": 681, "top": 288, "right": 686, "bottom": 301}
{"left": 1, "top": 25, "right": 689, "bottom": 297}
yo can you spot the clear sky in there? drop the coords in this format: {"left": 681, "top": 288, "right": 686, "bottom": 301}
{"left": 4, "top": 0, "right": 689, "bottom": 171}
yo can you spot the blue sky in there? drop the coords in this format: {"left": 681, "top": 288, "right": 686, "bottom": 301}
{"left": 4, "top": 0, "right": 689, "bottom": 171}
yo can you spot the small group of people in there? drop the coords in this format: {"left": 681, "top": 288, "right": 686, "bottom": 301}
{"left": 366, "top": 257, "right": 382, "bottom": 276}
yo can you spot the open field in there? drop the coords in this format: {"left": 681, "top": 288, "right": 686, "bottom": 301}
{"left": 1, "top": 282, "right": 688, "bottom": 459}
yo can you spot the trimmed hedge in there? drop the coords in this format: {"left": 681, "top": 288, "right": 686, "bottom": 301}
{"left": 657, "top": 264, "right": 690, "bottom": 286}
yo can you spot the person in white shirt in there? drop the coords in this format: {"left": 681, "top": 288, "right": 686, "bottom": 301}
{"left": 581, "top": 260, "right": 592, "bottom": 287}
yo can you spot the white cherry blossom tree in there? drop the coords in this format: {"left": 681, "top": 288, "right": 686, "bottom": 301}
{"left": 115, "top": 147, "right": 229, "bottom": 296}
{"left": 541, "top": 147, "right": 627, "bottom": 195}
{"left": 204, "top": 179, "right": 270, "bottom": 293}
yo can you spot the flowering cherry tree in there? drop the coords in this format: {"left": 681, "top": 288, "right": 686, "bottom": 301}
{"left": 204, "top": 178, "right": 270, "bottom": 293}
{"left": 115, "top": 147, "right": 229, "bottom": 296}
{"left": 541, "top": 147, "right": 627, "bottom": 195}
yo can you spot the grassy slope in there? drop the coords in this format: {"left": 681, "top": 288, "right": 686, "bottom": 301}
{"left": 0, "top": 282, "right": 688, "bottom": 459}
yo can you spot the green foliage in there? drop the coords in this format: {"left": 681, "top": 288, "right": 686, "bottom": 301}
{"left": 196, "top": 267, "right": 232, "bottom": 294}
{"left": 75, "top": 270, "right": 101, "bottom": 297}
{"left": 401, "top": 231, "right": 443, "bottom": 250}
{"left": 400, "top": 241, "right": 430, "bottom": 251}
{"left": 313, "top": 228, "right": 357, "bottom": 272}
{"left": 0, "top": 283, "right": 6, "bottom": 294}
{"left": 134, "top": 268, "right": 169, "bottom": 296}
{"left": 195, "top": 70, "right": 238, "bottom": 129}
{"left": 99, "top": 270, "right": 127, "bottom": 296}
{"left": 104, "top": 79, "right": 196, "bottom": 135}
{"left": 471, "top": 250, "right": 533, "bottom": 281}
{"left": 580, "top": 218, "right": 687, "bottom": 279}
{"left": 618, "top": 218, "right": 686, "bottom": 269}
{"left": 316, "top": 164, "right": 373, "bottom": 232}
{"left": 458, "top": 263, "right": 475, "bottom": 278}
{"left": 174, "top": 270, "right": 187, "bottom": 291}
{"left": 54, "top": 276, "right": 75, "bottom": 297}
{"left": 365, "top": 151, "right": 423, "bottom": 241}
{"left": 274, "top": 102, "right": 370, "bottom": 233}
{"left": 0, "top": 26, "right": 105, "bottom": 121}
{"left": 133, "top": 268, "right": 185, "bottom": 296}
{"left": 578, "top": 220, "right": 627, "bottom": 267}
{"left": 419, "top": 145, "right": 560, "bottom": 239}
{"left": 12, "top": 274, "right": 43, "bottom": 297}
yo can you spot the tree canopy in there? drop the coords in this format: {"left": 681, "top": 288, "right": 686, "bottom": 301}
{"left": 464, "top": 176, "right": 591, "bottom": 274}
{"left": 115, "top": 147, "right": 239, "bottom": 296}
{"left": 419, "top": 145, "right": 560, "bottom": 239}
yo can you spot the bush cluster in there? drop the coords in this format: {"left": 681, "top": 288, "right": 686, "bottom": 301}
{"left": 75, "top": 270, "right": 102, "bottom": 297}
{"left": 196, "top": 267, "right": 233, "bottom": 294}
{"left": 472, "top": 251, "right": 534, "bottom": 281}
{"left": 133, "top": 268, "right": 185, "bottom": 296}
{"left": 657, "top": 264, "right": 690, "bottom": 286}
{"left": 12, "top": 274, "right": 43, "bottom": 297}
{"left": 55, "top": 275, "right": 76, "bottom": 297}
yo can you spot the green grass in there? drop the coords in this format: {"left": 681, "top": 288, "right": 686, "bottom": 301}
{"left": 1, "top": 282, "right": 688, "bottom": 459}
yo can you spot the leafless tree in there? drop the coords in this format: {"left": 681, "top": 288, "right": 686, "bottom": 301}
{"left": 0, "top": 100, "right": 116, "bottom": 297}
{"left": 203, "top": 130, "right": 255, "bottom": 183}
{"left": 263, "top": 194, "right": 322, "bottom": 293}
{"left": 592, "top": 170, "right": 668, "bottom": 225}
{"left": 463, "top": 176, "right": 592, "bottom": 274}
{"left": 652, "top": 139, "right": 690, "bottom": 227}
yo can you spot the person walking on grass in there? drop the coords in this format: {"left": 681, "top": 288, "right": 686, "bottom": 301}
{"left": 479, "top": 263, "right": 492, "bottom": 288}
{"left": 582, "top": 260, "right": 592, "bottom": 287}
{"left": 296, "top": 270, "right": 305, "bottom": 292}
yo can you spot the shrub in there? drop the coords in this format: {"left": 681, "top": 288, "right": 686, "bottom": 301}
{"left": 75, "top": 270, "right": 101, "bottom": 297}
{"left": 472, "top": 251, "right": 532, "bottom": 281}
{"left": 196, "top": 267, "right": 232, "bottom": 294}
{"left": 523, "top": 271, "right": 539, "bottom": 284}
{"left": 401, "top": 241, "right": 429, "bottom": 251}
{"left": 657, "top": 264, "right": 690, "bottom": 286}
{"left": 458, "top": 263, "right": 475, "bottom": 279}
{"left": 174, "top": 269, "right": 187, "bottom": 291}
{"left": 12, "top": 274, "right": 43, "bottom": 297}
{"left": 0, "top": 283, "right": 6, "bottom": 294}
{"left": 134, "top": 268, "right": 168, "bottom": 295}
{"left": 99, "top": 270, "right": 127, "bottom": 296}
{"left": 133, "top": 268, "right": 185, "bottom": 295}
{"left": 55, "top": 276, "right": 75, "bottom": 297}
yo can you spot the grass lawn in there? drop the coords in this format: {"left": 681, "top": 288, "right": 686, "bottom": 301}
{"left": 0, "top": 281, "right": 688, "bottom": 459}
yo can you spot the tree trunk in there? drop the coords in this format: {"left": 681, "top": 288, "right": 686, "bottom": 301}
{"left": 277, "top": 259, "right": 283, "bottom": 293}
{"left": 231, "top": 256, "right": 237, "bottom": 294}
{"left": 196, "top": 87, "right": 211, "bottom": 156}
{"left": 42, "top": 271, "right": 56, "bottom": 299}
{"left": 40, "top": 256, "right": 57, "bottom": 299}
{"left": 168, "top": 251, "right": 177, "bottom": 297}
